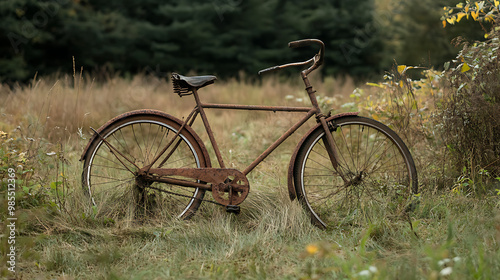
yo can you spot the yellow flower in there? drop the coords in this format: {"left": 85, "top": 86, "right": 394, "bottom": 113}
{"left": 0, "top": 131, "right": 7, "bottom": 138}
{"left": 306, "top": 244, "right": 319, "bottom": 255}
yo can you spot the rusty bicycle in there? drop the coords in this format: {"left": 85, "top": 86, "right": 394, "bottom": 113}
{"left": 80, "top": 39, "right": 418, "bottom": 228}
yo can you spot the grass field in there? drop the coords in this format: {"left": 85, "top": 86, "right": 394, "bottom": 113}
{"left": 1, "top": 72, "right": 499, "bottom": 279}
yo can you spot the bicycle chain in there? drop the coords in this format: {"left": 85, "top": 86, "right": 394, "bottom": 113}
{"left": 145, "top": 184, "right": 225, "bottom": 206}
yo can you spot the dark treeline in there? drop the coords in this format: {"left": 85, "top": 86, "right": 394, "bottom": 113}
{"left": 0, "top": 0, "right": 485, "bottom": 83}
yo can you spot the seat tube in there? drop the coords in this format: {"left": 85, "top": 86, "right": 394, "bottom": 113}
{"left": 192, "top": 89, "right": 226, "bottom": 168}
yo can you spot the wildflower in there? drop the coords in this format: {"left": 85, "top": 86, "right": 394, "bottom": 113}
{"left": 439, "top": 267, "right": 453, "bottom": 276}
{"left": 18, "top": 152, "right": 27, "bottom": 162}
{"left": 341, "top": 102, "right": 356, "bottom": 108}
{"left": 0, "top": 131, "right": 7, "bottom": 138}
{"left": 358, "top": 270, "right": 371, "bottom": 277}
{"left": 438, "top": 258, "right": 451, "bottom": 266}
{"left": 77, "top": 127, "right": 86, "bottom": 140}
{"left": 355, "top": 266, "right": 378, "bottom": 277}
{"left": 305, "top": 244, "right": 319, "bottom": 255}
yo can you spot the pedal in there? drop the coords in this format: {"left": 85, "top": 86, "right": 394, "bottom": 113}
{"left": 225, "top": 205, "right": 240, "bottom": 214}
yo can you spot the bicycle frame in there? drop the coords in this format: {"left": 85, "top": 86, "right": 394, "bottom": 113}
{"left": 137, "top": 39, "right": 346, "bottom": 206}
{"left": 142, "top": 71, "right": 342, "bottom": 184}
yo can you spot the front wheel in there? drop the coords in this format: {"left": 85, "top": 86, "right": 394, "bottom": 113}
{"left": 294, "top": 116, "right": 418, "bottom": 229}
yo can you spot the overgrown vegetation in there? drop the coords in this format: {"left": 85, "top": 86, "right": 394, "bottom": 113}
{"left": 439, "top": 36, "right": 500, "bottom": 189}
{"left": 1, "top": 1, "right": 500, "bottom": 279}
{"left": 0, "top": 65, "right": 499, "bottom": 279}
{"left": 346, "top": 0, "right": 500, "bottom": 195}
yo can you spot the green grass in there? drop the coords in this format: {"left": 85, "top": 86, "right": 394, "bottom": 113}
{"left": 12, "top": 193, "right": 500, "bottom": 279}
{"left": 1, "top": 74, "right": 500, "bottom": 279}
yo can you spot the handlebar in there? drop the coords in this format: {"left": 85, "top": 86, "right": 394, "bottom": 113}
{"left": 258, "top": 39, "right": 325, "bottom": 76}
{"left": 288, "top": 39, "right": 325, "bottom": 67}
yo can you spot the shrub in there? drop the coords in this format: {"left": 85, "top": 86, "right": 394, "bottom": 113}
{"left": 438, "top": 1, "right": 500, "bottom": 184}
{"left": 438, "top": 33, "right": 500, "bottom": 181}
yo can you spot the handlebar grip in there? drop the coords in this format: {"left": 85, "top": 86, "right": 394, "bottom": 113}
{"left": 258, "top": 66, "right": 281, "bottom": 75}
{"left": 288, "top": 39, "right": 315, "bottom": 49}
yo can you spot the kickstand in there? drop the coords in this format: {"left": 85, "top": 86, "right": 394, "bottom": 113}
{"left": 225, "top": 205, "right": 240, "bottom": 214}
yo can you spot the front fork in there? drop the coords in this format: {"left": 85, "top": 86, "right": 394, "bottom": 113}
{"left": 318, "top": 116, "right": 348, "bottom": 183}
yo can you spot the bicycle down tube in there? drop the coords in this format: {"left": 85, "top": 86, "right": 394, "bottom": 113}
{"left": 198, "top": 98, "right": 318, "bottom": 176}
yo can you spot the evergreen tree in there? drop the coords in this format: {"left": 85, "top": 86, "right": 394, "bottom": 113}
{"left": 0, "top": 0, "right": 428, "bottom": 82}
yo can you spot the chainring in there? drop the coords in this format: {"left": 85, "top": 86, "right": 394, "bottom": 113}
{"left": 211, "top": 171, "right": 249, "bottom": 206}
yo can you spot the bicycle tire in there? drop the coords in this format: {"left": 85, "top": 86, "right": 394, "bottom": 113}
{"left": 293, "top": 116, "right": 418, "bottom": 228}
{"left": 82, "top": 114, "right": 207, "bottom": 222}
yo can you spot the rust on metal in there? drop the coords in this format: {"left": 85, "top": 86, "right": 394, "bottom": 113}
{"left": 193, "top": 89, "right": 227, "bottom": 168}
{"left": 212, "top": 172, "right": 249, "bottom": 205}
{"left": 286, "top": 111, "right": 359, "bottom": 200}
{"left": 147, "top": 167, "right": 250, "bottom": 205}
{"left": 89, "top": 127, "right": 139, "bottom": 173}
{"left": 150, "top": 176, "right": 212, "bottom": 191}
{"left": 242, "top": 109, "right": 317, "bottom": 175}
{"left": 84, "top": 39, "right": 359, "bottom": 210}
{"left": 147, "top": 108, "right": 198, "bottom": 171}
{"left": 201, "top": 103, "right": 311, "bottom": 112}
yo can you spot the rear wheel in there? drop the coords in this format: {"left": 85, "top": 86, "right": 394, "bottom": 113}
{"left": 82, "top": 114, "right": 207, "bottom": 222}
{"left": 294, "top": 116, "right": 418, "bottom": 228}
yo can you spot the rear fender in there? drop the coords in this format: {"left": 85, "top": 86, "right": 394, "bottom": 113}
{"left": 80, "top": 109, "right": 211, "bottom": 167}
{"left": 287, "top": 112, "right": 358, "bottom": 200}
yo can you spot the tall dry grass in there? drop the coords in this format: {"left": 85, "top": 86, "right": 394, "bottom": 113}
{"left": 1, "top": 71, "right": 355, "bottom": 142}
{"left": 1, "top": 70, "right": 356, "bottom": 190}
{"left": 0, "top": 70, "right": 356, "bottom": 226}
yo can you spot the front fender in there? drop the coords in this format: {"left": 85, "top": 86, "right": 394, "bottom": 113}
{"left": 287, "top": 112, "right": 359, "bottom": 200}
{"left": 80, "top": 109, "right": 211, "bottom": 168}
